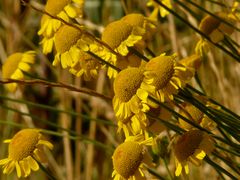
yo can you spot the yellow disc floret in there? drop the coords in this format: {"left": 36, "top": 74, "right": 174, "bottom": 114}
{"left": 121, "top": 14, "right": 145, "bottom": 27}
{"left": 9, "top": 129, "right": 39, "bottom": 161}
{"left": 139, "top": 54, "right": 193, "bottom": 103}
{"left": 55, "top": 25, "right": 82, "bottom": 53}
{"left": 114, "top": 68, "right": 144, "bottom": 102}
{"left": 174, "top": 130, "right": 203, "bottom": 162}
{"left": 174, "top": 130, "right": 214, "bottom": 176}
{"left": 112, "top": 141, "right": 143, "bottom": 179}
{"left": 45, "top": 0, "right": 71, "bottom": 15}
{"left": 102, "top": 20, "right": 133, "bottom": 50}
{"left": 146, "top": 56, "right": 174, "bottom": 89}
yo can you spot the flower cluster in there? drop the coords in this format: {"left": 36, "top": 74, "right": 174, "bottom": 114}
{"left": 1, "top": 0, "right": 236, "bottom": 179}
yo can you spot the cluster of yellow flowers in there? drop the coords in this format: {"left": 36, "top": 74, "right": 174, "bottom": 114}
{"left": 0, "top": 0, "right": 238, "bottom": 179}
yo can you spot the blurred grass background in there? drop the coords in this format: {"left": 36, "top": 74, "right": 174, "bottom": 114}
{"left": 0, "top": 0, "right": 239, "bottom": 179}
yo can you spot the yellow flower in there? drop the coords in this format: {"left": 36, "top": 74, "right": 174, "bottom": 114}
{"left": 38, "top": 0, "right": 84, "bottom": 54}
{"left": 121, "top": 13, "right": 157, "bottom": 43}
{"left": 147, "top": 0, "right": 172, "bottom": 20}
{"left": 138, "top": 54, "right": 193, "bottom": 103}
{"left": 112, "top": 134, "right": 153, "bottom": 180}
{"left": 102, "top": 20, "right": 145, "bottom": 56}
{"left": 113, "top": 67, "right": 149, "bottom": 118}
{"left": 53, "top": 24, "right": 83, "bottom": 68}
{"left": 113, "top": 67, "right": 151, "bottom": 136}
{"left": 174, "top": 130, "right": 214, "bottom": 176}
{"left": 2, "top": 51, "right": 36, "bottom": 92}
{"left": 195, "top": 12, "right": 235, "bottom": 55}
{"left": 102, "top": 20, "right": 145, "bottom": 78}
{"left": 178, "top": 102, "right": 217, "bottom": 131}
{"left": 0, "top": 129, "right": 53, "bottom": 178}
{"left": 69, "top": 50, "right": 101, "bottom": 80}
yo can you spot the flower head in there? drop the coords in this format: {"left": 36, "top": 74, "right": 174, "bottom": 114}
{"left": 112, "top": 134, "right": 153, "bottom": 180}
{"left": 179, "top": 102, "right": 216, "bottom": 131}
{"left": 113, "top": 67, "right": 145, "bottom": 118}
{"left": 0, "top": 129, "right": 53, "bottom": 178}
{"left": 38, "top": 0, "right": 84, "bottom": 54}
{"left": 69, "top": 50, "right": 101, "bottom": 80}
{"left": 138, "top": 54, "right": 193, "bottom": 103}
{"left": 174, "top": 130, "right": 214, "bottom": 176}
{"left": 53, "top": 24, "right": 83, "bottom": 68}
{"left": 195, "top": 12, "right": 235, "bottom": 55}
{"left": 113, "top": 67, "right": 150, "bottom": 136}
{"left": 2, "top": 51, "right": 36, "bottom": 92}
{"left": 121, "top": 13, "right": 157, "bottom": 42}
{"left": 101, "top": 20, "right": 145, "bottom": 78}
{"left": 102, "top": 20, "right": 145, "bottom": 56}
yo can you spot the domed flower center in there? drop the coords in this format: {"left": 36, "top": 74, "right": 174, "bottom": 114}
{"left": 112, "top": 141, "right": 143, "bottom": 179}
{"left": 199, "top": 14, "right": 221, "bottom": 35}
{"left": 114, "top": 68, "right": 144, "bottom": 102}
{"left": 9, "top": 129, "right": 39, "bottom": 161}
{"left": 55, "top": 25, "right": 82, "bottom": 53}
{"left": 122, "top": 13, "right": 145, "bottom": 27}
{"left": 102, "top": 20, "right": 133, "bottom": 49}
{"left": 146, "top": 56, "right": 174, "bottom": 89}
{"left": 45, "top": 0, "right": 71, "bottom": 15}
{"left": 2, "top": 53, "right": 22, "bottom": 79}
{"left": 174, "top": 130, "right": 203, "bottom": 162}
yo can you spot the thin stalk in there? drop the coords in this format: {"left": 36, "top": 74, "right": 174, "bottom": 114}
{"left": 36, "top": 158, "right": 57, "bottom": 180}
{"left": 74, "top": 77, "right": 83, "bottom": 180}
{"left": 0, "top": 95, "right": 115, "bottom": 126}
{"left": 128, "top": 47, "right": 150, "bottom": 62}
{"left": 213, "top": 151, "right": 240, "bottom": 175}
{"left": 143, "top": 163, "right": 165, "bottom": 180}
{"left": 153, "top": 0, "right": 240, "bottom": 62}
{"left": 163, "top": 158, "right": 173, "bottom": 180}
{"left": 59, "top": 70, "right": 73, "bottom": 180}
{"left": 184, "top": 0, "right": 240, "bottom": 32}
{"left": 204, "top": 156, "right": 238, "bottom": 180}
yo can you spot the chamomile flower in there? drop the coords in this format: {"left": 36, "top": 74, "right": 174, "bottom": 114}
{"left": 2, "top": 51, "right": 36, "bottom": 92}
{"left": 138, "top": 54, "right": 193, "bottom": 103}
{"left": 102, "top": 20, "right": 145, "bottom": 78}
{"left": 69, "top": 50, "right": 101, "bottom": 80}
{"left": 113, "top": 67, "right": 149, "bottom": 120}
{"left": 102, "top": 20, "right": 145, "bottom": 56}
{"left": 121, "top": 13, "right": 157, "bottom": 43}
{"left": 178, "top": 102, "right": 216, "bottom": 131}
{"left": 0, "top": 129, "right": 53, "bottom": 178}
{"left": 116, "top": 111, "right": 149, "bottom": 138}
{"left": 195, "top": 12, "right": 235, "bottom": 55}
{"left": 38, "top": 0, "right": 84, "bottom": 54}
{"left": 53, "top": 24, "right": 83, "bottom": 69}
{"left": 147, "top": 0, "right": 172, "bottom": 20}
{"left": 112, "top": 134, "right": 153, "bottom": 180}
{"left": 174, "top": 130, "right": 214, "bottom": 176}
